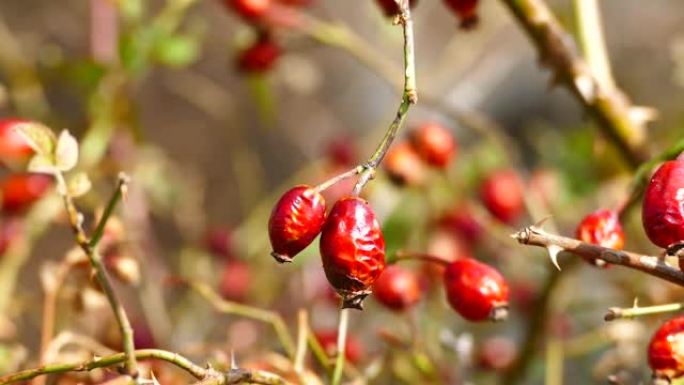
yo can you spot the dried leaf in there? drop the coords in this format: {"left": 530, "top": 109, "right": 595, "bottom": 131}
{"left": 27, "top": 154, "right": 57, "bottom": 175}
{"left": 13, "top": 121, "right": 56, "bottom": 156}
{"left": 67, "top": 172, "right": 92, "bottom": 198}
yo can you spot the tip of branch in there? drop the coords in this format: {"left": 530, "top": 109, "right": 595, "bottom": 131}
{"left": 510, "top": 228, "right": 530, "bottom": 243}
{"left": 604, "top": 308, "right": 620, "bottom": 322}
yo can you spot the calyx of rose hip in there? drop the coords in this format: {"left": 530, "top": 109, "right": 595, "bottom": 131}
{"left": 320, "top": 196, "right": 386, "bottom": 310}
{"left": 268, "top": 185, "right": 326, "bottom": 263}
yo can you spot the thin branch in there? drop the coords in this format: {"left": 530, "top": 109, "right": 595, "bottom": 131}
{"left": 187, "top": 281, "right": 296, "bottom": 358}
{"left": 512, "top": 226, "right": 684, "bottom": 286}
{"left": 331, "top": 308, "right": 350, "bottom": 385}
{"left": 352, "top": 0, "right": 417, "bottom": 195}
{"left": 293, "top": 310, "right": 308, "bottom": 374}
{"left": 391, "top": 251, "right": 450, "bottom": 266}
{"left": 605, "top": 302, "right": 684, "bottom": 321}
{"left": 572, "top": 0, "right": 614, "bottom": 90}
{"left": 499, "top": 0, "right": 648, "bottom": 169}
{"left": 89, "top": 173, "right": 129, "bottom": 248}
{"left": 53, "top": 172, "right": 138, "bottom": 377}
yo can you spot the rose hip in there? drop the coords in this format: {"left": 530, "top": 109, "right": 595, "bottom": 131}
{"left": 268, "top": 185, "right": 326, "bottom": 263}
{"left": 224, "top": 0, "right": 271, "bottom": 21}
{"left": 443, "top": 0, "right": 480, "bottom": 29}
{"left": 410, "top": 122, "right": 456, "bottom": 169}
{"left": 320, "top": 197, "right": 386, "bottom": 309}
{"left": 648, "top": 316, "right": 684, "bottom": 381}
{"left": 480, "top": 169, "right": 524, "bottom": 224}
{"left": 314, "top": 330, "right": 364, "bottom": 365}
{"left": 1, "top": 173, "right": 53, "bottom": 215}
{"left": 383, "top": 141, "right": 426, "bottom": 187}
{"left": 642, "top": 154, "right": 684, "bottom": 249}
{"left": 575, "top": 209, "right": 624, "bottom": 267}
{"left": 444, "top": 258, "right": 509, "bottom": 322}
{"left": 237, "top": 38, "right": 281, "bottom": 73}
{"left": 219, "top": 259, "right": 252, "bottom": 301}
{"left": 375, "top": 0, "right": 418, "bottom": 17}
{"left": 0, "top": 118, "right": 34, "bottom": 167}
{"left": 372, "top": 265, "right": 422, "bottom": 311}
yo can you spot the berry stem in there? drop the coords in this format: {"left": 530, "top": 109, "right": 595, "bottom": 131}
{"left": 513, "top": 225, "right": 684, "bottom": 287}
{"left": 352, "top": 0, "right": 417, "bottom": 196}
{"left": 392, "top": 251, "right": 450, "bottom": 266}
{"left": 605, "top": 302, "right": 684, "bottom": 321}
{"left": 314, "top": 166, "right": 363, "bottom": 193}
{"left": 53, "top": 171, "right": 138, "bottom": 378}
{"left": 331, "top": 307, "right": 350, "bottom": 385}
{"left": 499, "top": 0, "right": 648, "bottom": 169}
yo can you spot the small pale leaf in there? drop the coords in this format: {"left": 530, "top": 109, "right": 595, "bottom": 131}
{"left": 14, "top": 122, "right": 56, "bottom": 156}
{"left": 27, "top": 155, "right": 57, "bottom": 174}
{"left": 67, "top": 172, "right": 92, "bottom": 198}
{"left": 55, "top": 130, "right": 79, "bottom": 171}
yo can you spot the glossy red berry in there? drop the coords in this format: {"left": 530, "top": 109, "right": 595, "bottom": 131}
{"left": 372, "top": 265, "right": 422, "bottom": 311}
{"left": 480, "top": 169, "right": 524, "bottom": 224}
{"left": 224, "top": 0, "right": 271, "bottom": 20}
{"left": 219, "top": 259, "right": 252, "bottom": 301}
{"left": 237, "top": 38, "right": 281, "bottom": 73}
{"left": 320, "top": 197, "right": 386, "bottom": 309}
{"left": 375, "top": 0, "right": 418, "bottom": 17}
{"left": 410, "top": 122, "right": 456, "bottom": 169}
{"left": 575, "top": 209, "right": 624, "bottom": 267}
{"left": 383, "top": 141, "right": 426, "bottom": 186}
{"left": 0, "top": 118, "right": 34, "bottom": 167}
{"left": 443, "top": 0, "right": 480, "bottom": 29}
{"left": 642, "top": 154, "right": 684, "bottom": 249}
{"left": 444, "top": 258, "right": 509, "bottom": 322}
{"left": 269, "top": 185, "right": 326, "bottom": 263}
{"left": 648, "top": 316, "right": 684, "bottom": 381}
{"left": 314, "top": 330, "right": 364, "bottom": 365}
{"left": 1, "top": 173, "right": 53, "bottom": 215}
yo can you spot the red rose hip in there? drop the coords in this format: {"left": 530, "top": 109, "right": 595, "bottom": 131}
{"left": 320, "top": 197, "right": 386, "bottom": 309}
{"left": 383, "top": 141, "right": 426, "bottom": 186}
{"left": 648, "top": 316, "right": 684, "bottom": 381}
{"left": 410, "top": 122, "right": 456, "bottom": 168}
{"left": 314, "top": 330, "right": 364, "bottom": 365}
{"left": 443, "top": 0, "right": 480, "bottom": 29}
{"left": 268, "top": 185, "right": 326, "bottom": 263}
{"left": 237, "top": 38, "right": 281, "bottom": 73}
{"left": 642, "top": 154, "right": 684, "bottom": 250}
{"left": 0, "top": 118, "right": 34, "bottom": 167}
{"left": 372, "top": 265, "right": 422, "bottom": 311}
{"left": 575, "top": 208, "right": 624, "bottom": 267}
{"left": 1, "top": 173, "right": 53, "bottom": 215}
{"left": 223, "top": 0, "right": 271, "bottom": 20}
{"left": 444, "top": 258, "right": 509, "bottom": 322}
{"left": 480, "top": 169, "right": 524, "bottom": 224}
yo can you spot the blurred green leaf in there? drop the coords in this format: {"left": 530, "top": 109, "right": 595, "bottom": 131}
{"left": 153, "top": 34, "right": 200, "bottom": 68}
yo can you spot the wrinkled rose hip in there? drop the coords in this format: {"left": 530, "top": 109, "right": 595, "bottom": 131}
{"left": 642, "top": 154, "right": 684, "bottom": 250}
{"left": 648, "top": 316, "right": 684, "bottom": 381}
{"left": 575, "top": 208, "right": 624, "bottom": 267}
{"left": 320, "top": 197, "right": 386, "bottom": 309}
{"left": 372, "top": 265, "right": 422, "bottom": 311}
{"left": 268, "top": 185, "right": 326, "bottom": 263}
{"left": 444, "top": 258, "right": 509, "bottom": 322}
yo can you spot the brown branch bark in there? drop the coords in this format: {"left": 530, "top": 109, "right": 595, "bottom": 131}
{"left": 513, "top": 226, "right": 684, "bottom": 286}
{"left": 499, "top": 0, "right": 649, "bottom": 169}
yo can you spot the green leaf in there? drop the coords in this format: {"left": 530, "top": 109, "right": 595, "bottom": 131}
{"left": 153, "top": 34, "right": 200, "bottom": 68}
{"left": 14, "top": 122, "right": 56, "bottom": 156}
{"left": 66, "top": 172, "right": 92, "bottom": 198}
{"left": 55, "top": 130, "right": 79, "bottom": 172}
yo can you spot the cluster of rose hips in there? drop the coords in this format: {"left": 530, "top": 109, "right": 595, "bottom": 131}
{"left": 268, "top": 122, "right": 510, "bottom": 322}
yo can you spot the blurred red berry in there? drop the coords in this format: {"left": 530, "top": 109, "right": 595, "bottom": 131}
{"left": 642, "top": 154, "right": 684, "bottom": 249}
{"left": 220, "top": 259, "right": 252, "bottom": 301}
{"left": 372, "top": 265, "right": 422, "bottom": 311}
{"left": 326, "top": 137, "right": 356, "bottom": 168}
{"left": 268, "top": 185, "right": 326, "bottom": 263}
{"left": 0, "top": 218, "right": 21, "bottom": 256}
{"left": 528, "top": 168, "right": 561, "bottom": 208}
{"left": 237, "top": 38, "right": 281, "bottom": 73}
{"left": 649, "top": 316, "right": 684, "bottom": 381}
{"left": 0, "top": 118, "right": 34, "bottom": 168}
{"left": 1, "top": 173, "right": 53, "bottom": 215}
{"left": 575, "top": 209, "right": 624, "bottom": 268}
{"left": 443, "top": 0, "right": 479, "bottom": 29}
{"left": 375, "top": 0, "right": 418, "bottom": 17}
{"left": 132, "top": 319, "right": 156, "bottom": 350}
{"left": 410, "top": 122, "right": 456, "bottom": 169}
{"left": 205, "top": 226, "right": 234, "bottom": 259}
{"left": 224, "top": 0, "right": 271, "bottom": 20}
{"left": 444, "top": 258, "right": 509, "bottom": 322}
{"left": 477, "top": 336, "right": 517, "bottom": 371}
{"left": 383, "top": 141, "right": 426, "bottom": 186}
{"left": 480, "top": 169, "right": 524, "bottom": 224}
{"left": 438, "top": 203, "right": 484, "bottom": 244}
{"left": 314, "top": 330, "right": 364, "bottom": 365}
{"left": 320, "top": 197, "right": 386, "bottom": 309}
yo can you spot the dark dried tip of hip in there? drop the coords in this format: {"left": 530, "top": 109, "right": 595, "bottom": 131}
{"left": 666, "top": 242, "right": 684, "bottom": 257}
{"left": 271, "top": 251, "right": 293, "bottom": 264}
{"left": 651, "top": 375, "right": 671, "bottom": 385}
{"left": 489, "top": 303, "right": 509, "bottom": 322}
{"left": 341, "top": 292, "right": 370, "bottom": 310}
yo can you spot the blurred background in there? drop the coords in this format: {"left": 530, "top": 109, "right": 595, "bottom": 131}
{"left": 1, "top": 0, "right": 684, "bottom": 384}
